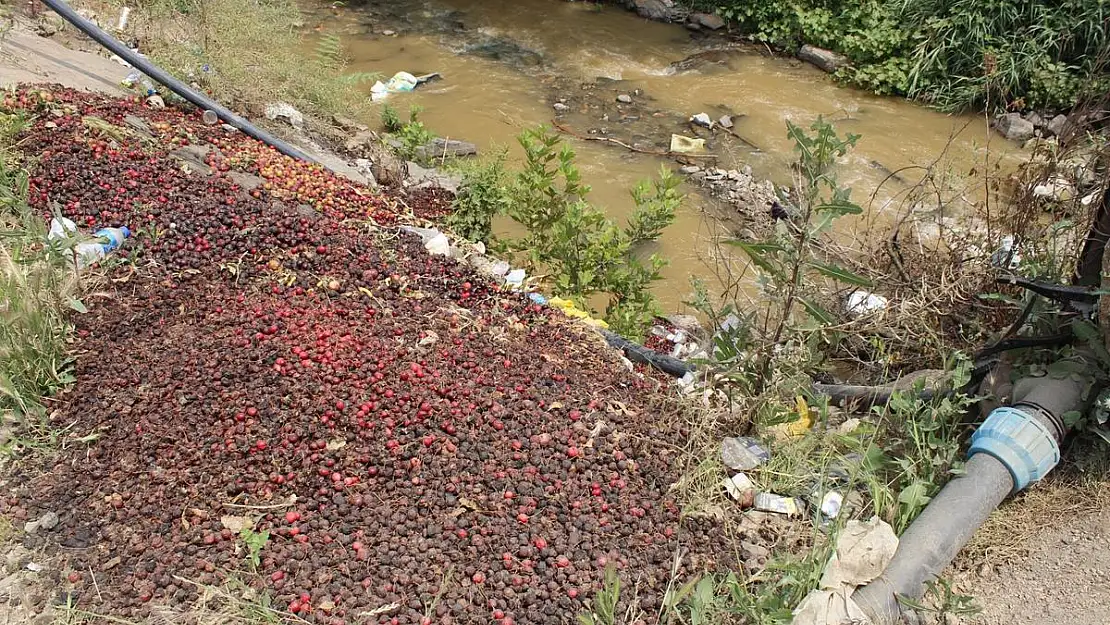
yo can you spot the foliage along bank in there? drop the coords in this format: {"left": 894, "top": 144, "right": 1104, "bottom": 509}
{"left": 688, "top": 0, "right": 1107, "bottom": 113}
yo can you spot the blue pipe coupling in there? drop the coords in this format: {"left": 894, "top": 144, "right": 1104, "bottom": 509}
{"left": 969, "top": 406, "right": 1060, "bottom": 494}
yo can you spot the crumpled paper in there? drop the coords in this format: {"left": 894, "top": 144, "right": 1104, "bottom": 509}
{"left": 791, "top": 517, "right": 898, "bottom": 625}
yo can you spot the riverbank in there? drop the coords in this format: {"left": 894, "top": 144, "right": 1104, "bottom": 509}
{"left": 5, "top": 5, "right": 1110, "bottom": 625}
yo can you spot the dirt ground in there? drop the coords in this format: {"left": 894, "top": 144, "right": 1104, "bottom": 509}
{"left": 950, "top": 471, "right": 1110, "bottom": 625}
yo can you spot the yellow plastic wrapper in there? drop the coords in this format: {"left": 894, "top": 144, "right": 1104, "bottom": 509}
{"left": 548, "top": 297, "right": 609, "bottom": 328}
{"left": 787, "top": 395, "right": 815, "bottom": 436}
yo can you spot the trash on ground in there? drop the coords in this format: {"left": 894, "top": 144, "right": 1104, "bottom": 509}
{"left": 820, "top": 491, "right": 843, "bottom": 519}
{"left": 116, "top": 6, "right": 131, "bottom": 31}
{"left": 669, "top": 134, "right": 706, "bottom": 153}
{"left": 718, "top": 115, "right": 734, "bottom": 128}
{"left": 504, "top": 268, "right": 526, "bottom": 287}
{"left": 528, "top": 292, "right": 548, "bottom": 306}
{"left": 48, "top": 217, "right": 131, "bottom": 269}
{"left": 201, "top": 110, "right": 219, "bottom": 126}
{"left": 371, "top": 71, "right": 419, "bottom": 102}
{"left": 791, "top": 589, "right": 869, "bottom": 625}
{"left": 219, "top": 515, "right": 254, "bottom": 533}
{"left": 793, "top": 516, "right": 898, "bottom": 624}
{"left": 845, "top": 290, "right": 888, "bottom": 316}
{"left": 424, "top": 232, "right": 450, "bottom": 256}
{"left": 721, "top": 436, "right": 770, "bottom": 471}
{"left": 25, "top": 562, "right": 44, "bottom": 573}
{"left": 990, "top": 235, "right": 1021, "bottom": 270}
{"left": 264, "top": 101, "right": 304, "bottom": 130}
{"left": 23, "top": 510, "right": 59, "bottom": 534}
{"left": 723, "top": 472, "right": 756, "bottom": 505}
{"left": 400, "top": 225, "right": 451, "bottom": 256}
{"left": 415, "top": 72, "right": 442, "bottom": 85}
{"left": 819, "top": 516, "right": 898, "bottom": 589}
{"left": 763, "top": 396, "right": 814, "bottom": 442}
{"left": 690, "top": 112, "right": 713, "bottom": 128}
{"left": 753, "top": 492, "right": 802, "bottom": 516}
{"left": 548, "top": 296, "right": 609, "bottom": 328}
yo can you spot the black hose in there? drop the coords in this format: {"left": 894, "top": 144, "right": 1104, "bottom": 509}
{"left": 40, "top": 0, "right": 316, "bottom": 163}
{"left": 598, "top": 329, "right": 694, "bottom": 378}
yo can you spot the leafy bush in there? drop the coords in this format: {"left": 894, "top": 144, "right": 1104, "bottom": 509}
{"left": 380, "top": 105, "right": 435, "bottom": 163}
{"left": 503, "top": 128, "right": 677, "bottom": 339}
{"left": 447, "top": 127, "right": 678, "bottom": 339}
{"left": 446, "top": 151, "right": 511, "bottom": 244}
{"left": 0, "top": 110, "right": 81, "bottom": 419}
{"left": 709, "top": 0, "right": 1108, "bottom": 111}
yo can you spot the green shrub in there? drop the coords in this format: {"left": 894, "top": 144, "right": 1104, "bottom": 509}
{"left": 502, "top": 127, "right": 678, "bottom": 340}
{"left": 710, "top": 0, "right": 1108, "bottom": 111}
{"left": 446, "top": 151, "right": 511, "bottom": 244}
{"left": 381, "top": 105, "right": 435, "bottom": 163}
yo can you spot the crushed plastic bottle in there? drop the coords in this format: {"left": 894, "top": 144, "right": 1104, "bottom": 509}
{"left": 48, "top": 217, "right": 131, "bottom": 269}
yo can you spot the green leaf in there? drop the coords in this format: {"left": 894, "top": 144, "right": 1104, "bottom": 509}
{"left": 67, "top": 298, "right": 87, "bottom": 313}
{"left": 808, "top": 260, "right": 873, "bottom": 286}
{"left": 814, "top": 196, "right": 862, "bottom": 217}
{"left": 1071, "top": 320, "right": 1110, "bottom": 366}
{"left": 727, "top": 240, "right": 786, "bottom": 279}
{"left": 800, "top": 297, "right": 835, "bottom": 325}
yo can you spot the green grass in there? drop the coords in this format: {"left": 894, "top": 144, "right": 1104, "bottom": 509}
{"left": 134, "top": 0, "right": 379, "bottom": 125}
{"left": 0, "top": 108, "right": 81, "bottom": 424}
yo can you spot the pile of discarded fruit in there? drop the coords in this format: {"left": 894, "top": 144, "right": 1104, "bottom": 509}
{"left": 1, "top": 86, "right": 772, "bottom": 624}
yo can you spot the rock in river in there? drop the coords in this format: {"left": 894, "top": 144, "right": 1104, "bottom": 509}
{"left": 797, "top": 44, "right": 848, "bottom": 73}
{"left": 994, "top": 113, "right": 1035, "bottom": 142}
{"left": 633, "top": 0, "right": 674, "bottom": 21}
{"left": 415, "top": 137, "right": 479, "bottom": 159}
{"left": 690, "top": 12, "right": 725, "bottom": 30}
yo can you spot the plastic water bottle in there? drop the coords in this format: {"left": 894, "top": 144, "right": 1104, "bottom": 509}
{"left": 48, "top": 218, "right": 132, "bottom": 268}
{"left": 75, "top": 227, "right": 131, "bottom": 268}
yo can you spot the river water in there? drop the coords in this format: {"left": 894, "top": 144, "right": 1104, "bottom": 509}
{"left": 305, "top": 0, "right": 1018, "bottom": 310}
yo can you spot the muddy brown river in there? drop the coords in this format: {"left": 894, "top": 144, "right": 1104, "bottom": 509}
{"left": 305, "top": 0, "right": 1019, "bottom": 310}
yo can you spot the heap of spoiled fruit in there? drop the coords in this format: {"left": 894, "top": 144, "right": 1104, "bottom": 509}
{"left": 3, "top": 86, "right": 764, "bottom": 625}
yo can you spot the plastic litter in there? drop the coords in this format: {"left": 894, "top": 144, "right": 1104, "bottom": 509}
{"left": 721, "top": 436, "right": 769, "bottom": 471}
{"left": 371, "top": 71, "right": 419, "bottom": 102}
{"left": 48, "top": 217, "right": 131, "bottom": 269}
{"left": 690, "top": 112, "right": 713, "bottom": 128}
{"left": 753, "top": 493, "right": 802, "bottom": 516}
{"left": 845, "top": 290, "right": 888, "bottom": 316}
{"left": 528, "top": 292, "right": 548, "bottom": 306}
{"left": 990, "top": 235, "right": 1021, "bottom": 270}
{"left": 722, "top": 473, "right": 756, "bottom": 505}
{"left": 116, "top": 6, "right": 131, "bottom": 31}
{"left": 424, "top": 232, "right": 450, "bottom": 256}
{"left": 548, "top": 297, "right": 609, "bottom": 328}
{"left": 820, "top": 491, "right": 843, "bottom": 519}
{"left": 669, "top": 134, "right": 706, "bottom": 153}
{"left": 264, "top": 102, "right": 304, "bottom": 130}
{"left": 818, "top": 517, "right": 898, "bottom": 589}
{"left": 504, "top": 268, "right": 526, "bottom": 287}
{"left": 791, "top": 589, "right": 868, "bottom": 625}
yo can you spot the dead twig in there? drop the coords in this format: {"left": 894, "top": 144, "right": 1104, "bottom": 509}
{"left": 551, "top": 120, "right": 719, "bottom": 160}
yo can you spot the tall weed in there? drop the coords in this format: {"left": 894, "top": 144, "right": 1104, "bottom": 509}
{"left": 0, "top": 110, "right": 81, "bottom": 420}
{"left": 133, "top": 0, "right": 377, "bottom": 123}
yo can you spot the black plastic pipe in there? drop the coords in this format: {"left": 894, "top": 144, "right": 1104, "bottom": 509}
{"left": 40, "top": 0, "right": 316, "bottom": 163}
{"left": 599, "top": 329, "right": 694, "bottom": 378}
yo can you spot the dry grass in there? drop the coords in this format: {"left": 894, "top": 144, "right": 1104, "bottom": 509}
{"left": 110, "top": 0, "right": 378, "bottom": 126}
